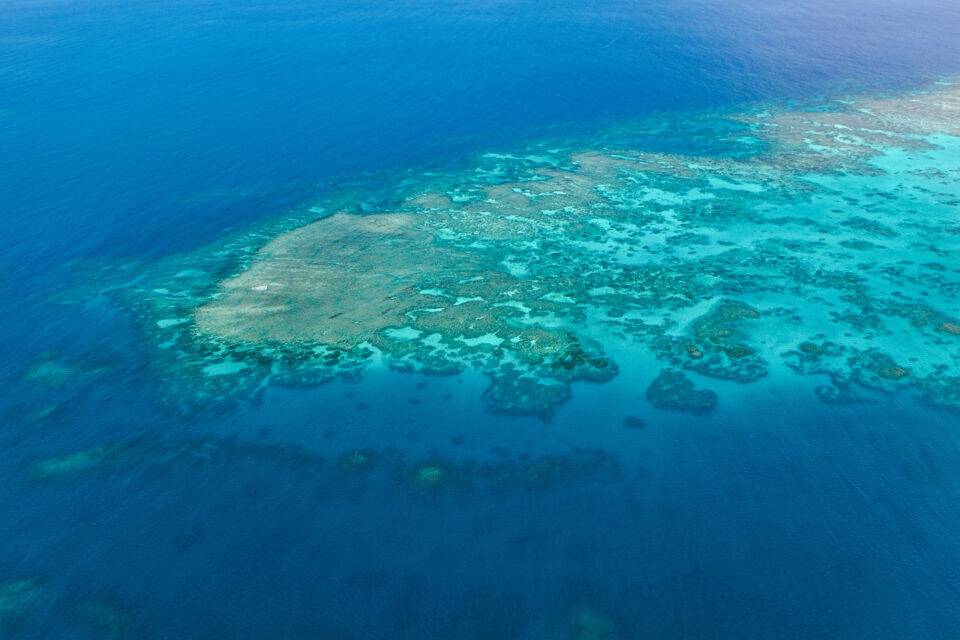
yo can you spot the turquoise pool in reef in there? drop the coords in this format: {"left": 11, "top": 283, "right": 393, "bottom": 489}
{"left": 3, "top": 0, "right": 960, "bottom": 637}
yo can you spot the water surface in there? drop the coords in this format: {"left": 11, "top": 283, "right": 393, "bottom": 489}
{"left": 2, "top": 1, "right": 960, "bottom": 638}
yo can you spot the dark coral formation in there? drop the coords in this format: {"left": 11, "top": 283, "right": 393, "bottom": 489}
{"left": 29, "top": 434, "right": 621, "bottom": 496}
{"left": 645, "top": 370, "right": 718, "bottom": 415}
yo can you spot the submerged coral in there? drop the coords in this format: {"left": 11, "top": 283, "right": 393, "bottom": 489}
{"left": 645, "top": 370, "right": 718, "bottom": 415}
{"left": 79, "top": 599, "right": 137, "bottom": 639}
{"left": 85, "top": 81, "right": 960, "bottom": 418}
{"left": 31, "top": 442, "right": 137, "bottom": 479}
{"left": 570, "top": 603, "right": 617, "bottom": 640}
{"left": 413, "top": 464, "right": 445, "bottom": 488}
{"left": 28, "top": 432, "right": 620, "bottom": 498}
{"left": 21, "top": 351, "right": 110, "bottom": 390}
{"left": 0, "top": 577, "right": 43, "bottom": 630}
{"left": 339, "top": 449, "right": 372, "bottom": 470}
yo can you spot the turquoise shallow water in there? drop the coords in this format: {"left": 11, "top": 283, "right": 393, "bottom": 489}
{"left": 4, "top": 1, "right": 960, "bottom": 638}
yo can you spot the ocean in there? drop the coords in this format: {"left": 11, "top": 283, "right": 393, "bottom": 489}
{"left": 2, "top": 0, "right": 960, "bottom": 637}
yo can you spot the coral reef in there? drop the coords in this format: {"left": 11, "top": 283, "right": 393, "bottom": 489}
{"left": 339, "top": 450, "right": 372, "bottom": 470}
{"left": 32, "top": 442, "right": 137, "bottom": 479}
{"left": 570, "top": 603, "right": 617, "bottom": 640}
{"left": 82, "top": 81, "right": 960, "bottom": 418}
{"left": 79, "top": 599, "right": 137, "bottom": 639}
{"left": 29, "top": 433, "right": 620, "bottom": 497}
{"left": 0, "top": 577, "right": 43, "bottom": 630}
{"left": 413, "top": 464, "right": 444, "bottom": 488}
{"left": 645, "top": 370, "right": 718, "bottom": 415}
{"left": 21, "top": 351, "right": 109, "bottom": 390}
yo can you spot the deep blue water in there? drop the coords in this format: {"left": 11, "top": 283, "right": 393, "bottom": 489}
{"left": 3, "top": 0, "right": 960, "bottom": 637}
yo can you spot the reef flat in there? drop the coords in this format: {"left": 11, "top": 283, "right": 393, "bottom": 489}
{"left": 99, "top": 81, "right": 960, "bottom": 419}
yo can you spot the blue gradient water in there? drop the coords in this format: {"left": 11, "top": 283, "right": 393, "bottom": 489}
{"left": 2, "top": 0, "right": 960, "bottom": 637}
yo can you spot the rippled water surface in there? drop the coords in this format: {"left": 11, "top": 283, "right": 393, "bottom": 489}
{"left": 2, "top": 1, "right": 960, "bottom": 638}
